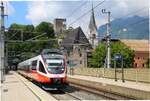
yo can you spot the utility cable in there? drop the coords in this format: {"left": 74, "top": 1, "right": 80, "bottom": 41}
{"left": 68, "top": 0, "right": 106, "bottom": 26}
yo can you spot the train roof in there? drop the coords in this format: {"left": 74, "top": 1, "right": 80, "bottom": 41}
{"left": 41, "top": 49, "right": 63, "bottom": 55}
{"left": 42, "top": 54, "right": 64, "bottom": 59}
{"left": 18, "top": 49, "right": 64, "bottom": 66}
{"left": 18, "top": 55, "right": 40, "bottom": 65}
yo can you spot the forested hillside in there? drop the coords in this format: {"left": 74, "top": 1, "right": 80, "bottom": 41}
{"left": 98, "top": 16, "right": 149, "bottom": 39}
{"left": 6, "top": 22, "right": 58, "bottom": 65}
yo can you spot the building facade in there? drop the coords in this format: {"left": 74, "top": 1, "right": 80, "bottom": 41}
{"left": 61, "top": 27, "right": 92, "bottom": 68}
{"left": 121, "top": 40, "right": 149, "bottom": 68}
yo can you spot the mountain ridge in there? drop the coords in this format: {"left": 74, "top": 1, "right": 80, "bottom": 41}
{"left": 98, "top": 16, "right": 149, "bottom": 40}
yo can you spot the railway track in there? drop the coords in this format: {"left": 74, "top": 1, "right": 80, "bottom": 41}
{"left": 48, "top": 89, "right": 81, "bottom": 100}
{"left": 46, "top": 85, "right": 111, "bottom": 100}
{"left": 68, "top": 83, "right": 135, "bottom": 100}
{"left": 18, "top": 72, "right": 133, "bottom": 100}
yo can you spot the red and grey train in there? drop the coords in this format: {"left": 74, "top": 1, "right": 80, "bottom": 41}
{"left": 18, "top": 49, "right": 67, "bottom": 88}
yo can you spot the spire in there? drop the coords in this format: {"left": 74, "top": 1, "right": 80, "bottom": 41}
{"left": 88, "top": 1, "right": 98, "bottom": 49}
{"left": 89, "top": 3, "right": 97, "bottom": 34}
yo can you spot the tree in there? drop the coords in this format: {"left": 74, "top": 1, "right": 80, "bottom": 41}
{"left": 6, "top": 23, "right": 57, "bottom": 66}
{"left": 35, "top": 22, "right": 54, "bottom": 38}
{"left": 9, "top": 23, "right": 26, "bottom": 30}
{"left": 88, "top": 43, "right": 106, "bottom": 67}
{"left": 24, "top": 25, "right": 34, "bottom": 32}
{"left": 89, "top": 41, "right": 135, "bottom": 68}
{"left": 23, "top": 25, "right": 35, "bottom": 40}
{"left": 111, "top": 42, "right": 135, "bottom": 68}
{"left": 6, "top": 23, "right": 25, "bottom": 40}
{"left": 6, "top": 23, "right": 35, "bottom": 41}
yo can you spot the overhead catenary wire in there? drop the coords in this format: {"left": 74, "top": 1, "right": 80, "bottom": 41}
{"left": 66, "top": 1, "right": 88, "bottom": 18}
{"left": 99, "top": 6, "right": 148, "bottom": 38}
{"left": 112, "top": 6, "right": 148, "bottom": 19}
{"left": 6, "top": 1, "right": 148, "bottom": 45}
{"left": 99, "top": 18, "right": 148, "bottom": 40}
{"left": 62, "top": 7, "right": 146, "bottom": 41}
{"left": 68, "top": 0, "right": 106, "bottom": 27}
{"left": 108, "top": 18, "right": 148, "bottom": 39}
{"left": 122, "top": 18, "right": 148, "bottom": 28}
{"left": 6, "top": 28, "right": 47, "bottom": 40}
{"left": 26, "top": 32, "right": 47, "bottom": 41}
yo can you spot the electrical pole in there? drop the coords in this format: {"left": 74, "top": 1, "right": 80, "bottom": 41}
{"left": 102, "top": 9, "right": 111, "bottom": 68}
{"left": 0, "top": 2, "right": 7, "bottom": 83}
{"left": 0, "top": 2, "right": 5, "bottom": 83}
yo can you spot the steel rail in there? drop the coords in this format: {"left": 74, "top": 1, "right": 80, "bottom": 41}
{"left": 68, "top": 82, "right": 136, "bottom": 100}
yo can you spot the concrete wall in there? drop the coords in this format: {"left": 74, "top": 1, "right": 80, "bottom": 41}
{"left": 67, "top": 77, "right": 150, "bottom": 99}
{"left": 68, "top": 67, "right": 150, "bottom": 83}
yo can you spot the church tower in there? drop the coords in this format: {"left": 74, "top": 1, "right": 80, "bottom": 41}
{"left": 88, "top": 2, "right": 98, "bottom": 49}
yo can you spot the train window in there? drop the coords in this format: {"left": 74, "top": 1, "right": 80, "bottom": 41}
{"left": 39, "top": 61, "right": 46, "bottom": 74}
{"left": 32, "top": 60, "right": 37, "bottom": 70}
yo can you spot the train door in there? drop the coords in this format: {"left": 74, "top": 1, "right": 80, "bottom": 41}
{"left": 37, "top": 59, "right": 47, "bottom": 75}
{"left": 37, "top": 59, "right": 51, "bottom": 83}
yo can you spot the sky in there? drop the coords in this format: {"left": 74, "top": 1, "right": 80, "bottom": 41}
{"left": 2, "top": 0, "right": 149, "bottom": 35}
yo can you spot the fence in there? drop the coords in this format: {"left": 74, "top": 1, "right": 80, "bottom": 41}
{"left": 68, "top": 67, "right": 150, "bottom": 83}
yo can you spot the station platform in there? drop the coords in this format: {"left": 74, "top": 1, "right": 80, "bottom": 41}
{"left": 1, "top": 71, "right": 57, "bottom": 101}
{"left": 67, "top": 74, "right": 150, "bottom": 99}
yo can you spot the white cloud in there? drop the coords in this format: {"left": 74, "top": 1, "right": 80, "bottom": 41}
{"left": 103, "top": 0, "right": 149, "bottom": 18}
{"left": 26, "top": 1, "right": 77, "bottom": 25}
{"left": 26, "top": 1, "right": 61, "bottom": 25}
{"left": 26, "top": 0, "right": 149, "bottom": 34}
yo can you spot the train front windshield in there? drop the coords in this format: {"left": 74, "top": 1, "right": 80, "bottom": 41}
{"left": 46, "top": 58, "right": 65, "bottom": 74}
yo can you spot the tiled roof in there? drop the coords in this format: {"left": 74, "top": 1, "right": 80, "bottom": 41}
{"left": 121, "top": 39, "right": 149, "bottom": 52}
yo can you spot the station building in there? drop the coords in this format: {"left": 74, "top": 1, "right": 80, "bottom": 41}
{"left": 121, "top": 40, "right": 149, "bottom": 68}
